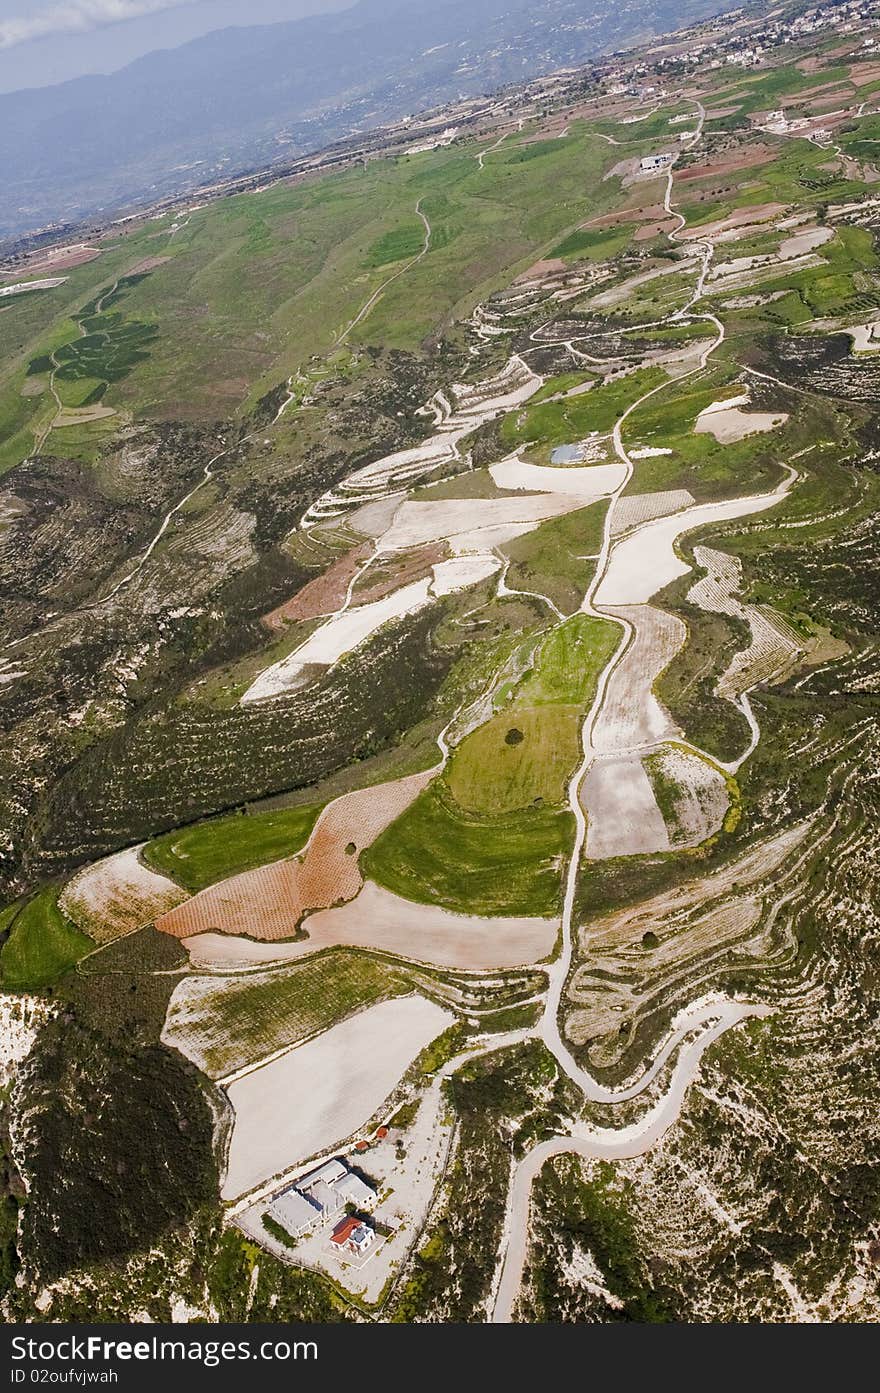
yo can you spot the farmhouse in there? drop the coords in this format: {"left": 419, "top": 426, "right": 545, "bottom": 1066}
{"left": 331, "top": 1217, "right": 376, "bottom": 1255}
{"left": 268, "top": 1187, "right": 321, "bottom": 1238}
{"left": 640, "top": 152, "right": 674, "bottom": 172}
{"left": 268, "top": 1158, "right": 378, "bottom": 1239}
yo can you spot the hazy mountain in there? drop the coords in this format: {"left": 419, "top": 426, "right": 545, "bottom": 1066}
{"left": 0, "top": 0, "right": 734, "bottom": 240}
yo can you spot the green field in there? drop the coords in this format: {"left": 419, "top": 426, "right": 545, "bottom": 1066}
{"left": 501, "top": 502, "right": 607, "bottom": 614}
{"left": 446, "top": 614, "right": 619, "bottom": 813}
{"left": 501, "top": 369, "right": 666, "bottom": 453}
{"left": 142, "top": 803, "right": 323, "bottom": 892}
{"left": 0, "top": 888, "right": 94, "bottom": 991}
{"left": 447, "top": 707, "right": 582, "bottom": 814}
{"left": 621, "top": 368, "right": 798, "bottom": 500}
{"left": 550, "top": 226, "right": 633, "bottom": 261}
{"left": 519, "top": 615, "right": 620, "bottom": 707}
{"left": 362, "top": 780, "right": 572, "bottom": 916}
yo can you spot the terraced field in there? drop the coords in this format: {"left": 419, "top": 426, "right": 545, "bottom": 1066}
{"left": 1, "top": 1, "right": 879, "bottom": 1329}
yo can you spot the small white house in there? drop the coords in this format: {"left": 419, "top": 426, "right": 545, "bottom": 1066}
{"left": 640, "top": 152, "right": 674, "bottom": 173}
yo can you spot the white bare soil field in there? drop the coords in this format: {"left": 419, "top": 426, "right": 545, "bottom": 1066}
{"left": 377, "top": 492, "right": 583, "bottom": 553}
{"left": 645, "top": 743, "right": 729, "bottom": 847}
{"left": 705, "top": 251, "right": 826, "bottom": 297}
{"left": 242, "top": 578, "right": 433, "bottom": 702}
{"left": 59, "top": 845, "right": 187, "bottom": 942}
{"left": 431, "top": 554, "right": 501, "bottom": 593}
{"left": 594, "top": 489, "right": 789, "bottom": 605}
{"left": 302, "top": 880, "right": 557, "bottom": 969}
{"left": 220, "top": 996, "right": 454, "bottom": 1199}
{"left": 488, "top": 456, "right": 626, "bottom": 497}
{"left": 694, "top": 392, "right": 788, "bottom": 444}
{"left": 182, "top": 932, "right": 313, "bottom": 967}
{"left": 0, "top": 277, "right": 67, "bottom": 297}
{"left": 846, "top": 319, "right": 880, "bottom": 352}
{"left": 689, "top": 545, "right": 802, "bottom": 696}
{"left": 679, "top": 204, "right": 787, "bottom": 241}
{"left": 610, "top": 489, "right": 695, "bottom": 534}
{"left": 243, "top": 552, "right": 500, "bottom": 703}
{"left": 591, "top": 604, "right": 684, "bottom": 752}
{"left": 589, "top": 256, "right": 700, "bottom": 309}
{"left": 348, "top": 492, "right": 405, "bottom": 537}
{"left": 581, "top": 755, "right": 670, "bottom": 859}
{"left": 778, "top": 225, "right": 833, "bottom": 258}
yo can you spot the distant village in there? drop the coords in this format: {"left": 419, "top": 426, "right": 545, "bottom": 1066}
{"left": 6, "top": 0, "right": 880, "bottom": 272}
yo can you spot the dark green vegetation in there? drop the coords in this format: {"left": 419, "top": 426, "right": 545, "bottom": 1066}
{"left": 363, "top": 778, "right": 573, "bottom": 916}
{"left": 0, "top": 887, "right": 93, "bottom": 992}
{"left": 41, "top": 276, "right": 159, "bottom": 389}
{"left": 364, "top": 222, "right": 426, "bottom": 268}
{"left": 62, "top": 928, "right": 189, "bottom": 1049}
{"left": 26, "top": 608, "right": 456, "bottom": 884}
{"left": 6, "top": 1208, "right": 347, "bottom": 1323}
{"left": 521, "top": 1156, "right": 676, "bottom": 1321}
{"left": 391, "top": 1042, "right": 581, "bottom": 1321}
{"left": 16, "top": 1016, "right": 216, "bottom": 1284}
{"left": 143, "top": 802, "right": 323, "bottom": 892}
{"left": 654, "top": 572, "right": 752, "bottom": 764}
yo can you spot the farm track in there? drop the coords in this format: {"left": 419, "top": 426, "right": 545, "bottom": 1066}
{"left": 488, "top": 97, "right": 800, "bottom": 1320}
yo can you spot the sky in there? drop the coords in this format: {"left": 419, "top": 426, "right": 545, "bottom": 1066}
{"left": 0, "top": 0, "right": 353, "bottom": 92}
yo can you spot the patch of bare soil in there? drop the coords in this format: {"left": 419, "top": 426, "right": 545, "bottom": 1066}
{"left": 261, "top": 541, "right": 372, "bottom": 630}
{"left": 352, "top": 542, "right": 447, "bottom": 606}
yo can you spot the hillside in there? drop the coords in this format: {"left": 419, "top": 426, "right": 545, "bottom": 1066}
{"left": 0, "top": 0, "right": 736, "bottom": 240}
{"left": 0, "top": 0, "right": 878, "bottom": 1328}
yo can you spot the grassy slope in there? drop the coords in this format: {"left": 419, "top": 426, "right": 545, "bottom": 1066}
{"left": 446, "top": 614, "right": 619, "bottom": 814}
{"left": 362, "top": 779, "right": 572, "bottom": 917}
{"left": 502, "top": 501, "right": 608, "bottom": 615}
{"left": 501, "top": 369, "right": 667, "bottom": 452}
{"left": 0, "top": 888, "right": 94, "bottom": 990}
{"left": 142, "top": 803, "right": 323, "bottom": 893}
{"left": 0, "top": 125, "right": 619, "bottom": 465}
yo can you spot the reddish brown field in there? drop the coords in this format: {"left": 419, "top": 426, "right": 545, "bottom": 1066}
{"left": 850, "top": 61, "right": 880, "bottom": 86}
{"left": 352, "top": 542, "right": 447, "bottom": 605}
{"left": 158, "top": 860, "right": 305, "bottom": 940}
{"left": 634, "top": 219, "right": 678, "bottom": 241}
{"left": 676, "top": 145, "right": 777, "bottom": 183}
{"left": 584, "top": 200, "right": 668, "bottom": 231}
{"left": 262, "top": 541, "right": 372, "bottom": 631}
{"left": 156, "top": 768, "right": 434, "bottom": 941}
{"left": 7, "top": 245, "right": 101, "bottom": 280}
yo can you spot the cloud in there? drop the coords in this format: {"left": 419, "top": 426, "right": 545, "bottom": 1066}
{"left": 0, "top": 0, "right": 199, "bottom": 50}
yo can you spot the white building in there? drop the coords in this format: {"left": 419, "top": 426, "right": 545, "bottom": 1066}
{"left": 268, "top": 1158, "right": 378, "bottom": 1239}
{"left": 268, "top": 1187, "right": 321, "bottom": 1238}
{"left": 640, "top": 152, "right": 675, "bottom": 173}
